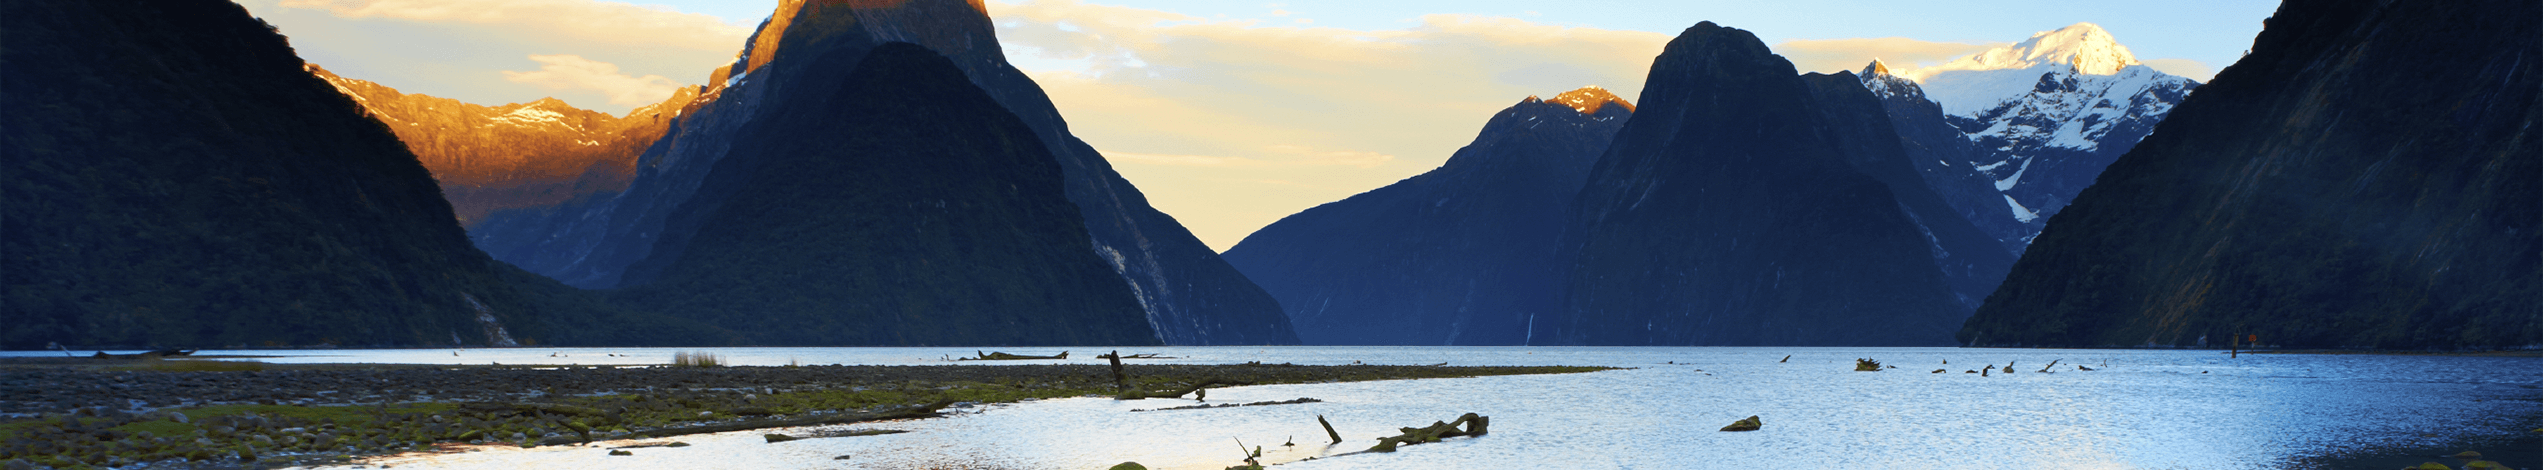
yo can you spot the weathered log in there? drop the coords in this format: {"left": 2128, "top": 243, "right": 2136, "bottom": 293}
{"left": 1319, "top": 415, "right": 1342, "bottom": 444}
{"left": 1366, "top": 413, "right": 1488, "bottom": 452}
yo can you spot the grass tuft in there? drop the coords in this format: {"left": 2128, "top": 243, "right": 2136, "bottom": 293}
{"left": 672, "top": 351, "right": 724, "bottom": 367}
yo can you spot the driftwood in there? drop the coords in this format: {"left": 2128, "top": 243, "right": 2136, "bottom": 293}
{"left": 1131, "top": 398, "right": 1321, "bottom": 412}
{"left": 532, "top": 401, "right": 951, "bottom": 446}
{"left": 1318, "top": 415, "right": 1343, "bottom": 444}
{"left": 1116, "top": 377, "right": 1254, "bottom": 400}
{"left": 1096, "top": 352, "right": 1171, "bottom": 359}
{"left": 1366, "top": 413, "right": 1489, "bottom": 452}
{"left": 955, "top": 351, "right": 1068, "bottom": 361}
{"left": 90, "top": 349, "right": 196, "bottom": 359}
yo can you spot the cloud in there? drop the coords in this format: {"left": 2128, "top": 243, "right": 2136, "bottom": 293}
{"left": 1771, "top": 37, "right": 2001, "bottom": 75}
{"left": 2140, "top": 58, "right": 2216, "bottom": 82}
{"left": 501, "top": 55, "right": 686, "bottom": 108}
{"left": 276, "top": 0, "right": 748, "bottom": 51}
{"left": 988, "top": 0, "right": 1671, "bottom": 249}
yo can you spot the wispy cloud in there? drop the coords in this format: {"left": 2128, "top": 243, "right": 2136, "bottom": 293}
{"left": 277, "top": 0, "right": 748, "bottom": 51}
{"left": 1771, "top": 37, "right": 2001, "bottom": 75}
{"left": 500, "top": 55, "right": 686, "bottom": 108}
{"left": 990, "top": 0, "right": 1670, "bottom": 249}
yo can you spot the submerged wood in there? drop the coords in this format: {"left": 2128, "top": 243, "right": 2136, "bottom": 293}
{"left": 1365, "top": 413, "right": 1489, "bottom": 452}
{"left": 957, "top": 351, "right": 1069, "bottom": 361}
{"left": 1131, "top": 397, "right": 1321, "bottom": 412}
{"left": 533, "top": 401, "right": 950, "bottom": 446}
{"left": 90, "top": 349, "right": 196, "bottom": 359}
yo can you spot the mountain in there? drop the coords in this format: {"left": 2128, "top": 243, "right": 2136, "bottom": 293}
{"left": 1221, "top": 88, "right": 1631, "bottom": 345}
{"left": 607, "top": 42, "right": 1157, "bottom": 346}
{"left": 1859, "top": 62, "right": 2034, "bottom": 256}
{"left": 0, "top": 0, "right": 648, "bottom": 349}
{"left": 305, "top": 66, "right": 695, "bottom": 228}
{"left": 1898, "top": 23, "right": 2201, "bottom": 250}
{"left": 1538, "top": 22, "right": 1972, "bottom": 346}
{"left": 469, "top": 0, "right": 1297, "bottom": 345}
{"left": 1960, "top": 0, "right": 2542, "bottom": 349}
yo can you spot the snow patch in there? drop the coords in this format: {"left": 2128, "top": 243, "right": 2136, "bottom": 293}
{"left": 2004, "top": 195, "right": 2041, "bottom": 223}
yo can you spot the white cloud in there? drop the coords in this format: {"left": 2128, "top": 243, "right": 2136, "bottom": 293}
{"left": 500, "top": 55, "right": 686, "bottom": 108}
{"left": 276, "top": 0, "right": 748, "bottom": 51}
{"left": 2140, "top": 58, "right": 2216, "bottom": 82}
{"left": 1771, "top": 37, "right": 2001, "bottom": 75}
{"left": 988, "top": 0, "right": 1671, "bottom": 249}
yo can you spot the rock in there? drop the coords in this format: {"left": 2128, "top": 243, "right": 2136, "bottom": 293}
{"left": 1107, "top": 462, "right": 1151, "bottom": 470}
{"left": 1931, "top": 369, "right": 1946, "bottom": 373}
{"left": 171, "top": 412, "right": 189, "bottom": 424}
{"left": 2463, "top": 461, "right": 2505, "bottom": 470}
{"left": 834, "top": 455, "right": 853, "bottom": 460}
{"left": 763, "top": 434, "right": 799, "bottom": 443}
{"left": 609, "top": 450, "right": 633, "bottom": 456}
{"left": 1719, "top": 415, "right": 1762, "bottom": 432}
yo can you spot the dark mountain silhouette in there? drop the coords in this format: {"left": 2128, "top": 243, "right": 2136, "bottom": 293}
{"left": 469, "top": 0, "right": 1296, "bottom": 345}
{"left": 607, "top": 42, "right": 1156, "bottom": 346}
{"left": 1223, "top": 88, "right": 1631, "bottom": 345}
{"left": 1961, "top": 0, "right": 2542, "bottom": 349}
{"left": 0, "top": 0, "right": 671, "bottom": 349}
{"left": 1539, "top": 22, "right": 1972, "bottom": 346}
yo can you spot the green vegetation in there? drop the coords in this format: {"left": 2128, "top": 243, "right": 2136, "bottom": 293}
{"left": 671, "top": 351, "right": 724, "bottom": 368}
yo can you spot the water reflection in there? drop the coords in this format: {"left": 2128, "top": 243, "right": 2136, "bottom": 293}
{"left": 6, "top": 347, "right": 2523, "bottom": 469}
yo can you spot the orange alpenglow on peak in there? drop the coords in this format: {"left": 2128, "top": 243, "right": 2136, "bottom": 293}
{"left": 1863, "top": 59, "right": 1892, "bottom": 76}
{"left": 1550, "top": 86, "right": 1633, "bottom": 114}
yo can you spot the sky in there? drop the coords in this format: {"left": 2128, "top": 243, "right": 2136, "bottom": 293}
{"left": 237, "top": 0, "right": 2280, "bottom": 251}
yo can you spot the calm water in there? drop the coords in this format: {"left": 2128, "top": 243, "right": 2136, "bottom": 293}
{"left": 16, "top": 347, "right": 2535, "bottom": 469}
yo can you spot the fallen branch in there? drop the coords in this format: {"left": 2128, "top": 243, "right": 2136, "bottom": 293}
{"left": 534, "top": 401, "right": 950, "bottom": 446}
{"left": 1365, "top": 413, "right": 1489, "bottom": 452}
{"left": 955, "top": 351, "right": 1068, "bottom": 361}
{"left": 1131, "top": 398, "right": 1321, "bottom": 412}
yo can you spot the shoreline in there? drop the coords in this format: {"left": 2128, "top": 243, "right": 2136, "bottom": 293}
{"left": 0, "top": 359, "right": 1609, "bottom": 469}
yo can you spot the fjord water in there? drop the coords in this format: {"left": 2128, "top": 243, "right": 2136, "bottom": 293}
{"left": 49, "top": 347, "right": 2526, "bottom": 469}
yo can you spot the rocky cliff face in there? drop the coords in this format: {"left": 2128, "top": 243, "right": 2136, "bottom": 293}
{"left": 469, "top": 0, "right": 1297, "bottom": 345}
{"left": 1540, "top": 22, "right": 1971, "bottom": 346}
{"left": 306, "top": 66, "right": 694, "bottom": 228}
{"left": 1222, "top": 88, "right": 1630, "bottom": 345}
{"left": 1961, "top": 0, "right": 2542, "bottom": 349}
{"left": 608, "top": 42, "right": 1157, "bottom": 346}
{"left": 1, "top": 0, "right": 627, "bottom": 349}
{"left": 1896, "top": 24, "right": 2200, "bottom": 251}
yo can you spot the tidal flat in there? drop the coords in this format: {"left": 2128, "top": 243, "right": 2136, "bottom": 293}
{"left": 0, "top": 355, "right": 1602, "bottom": 469}
{"left": 2, "top": 347, "right": 2538, "bottom": 470}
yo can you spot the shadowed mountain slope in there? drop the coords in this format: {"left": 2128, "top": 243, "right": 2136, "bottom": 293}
{"left": 1541, "top": 22, "right": 1969, "bottom": 346}
{"left": 1961, "top": 0, "right": 2542, "bottom": 349}
{"left": 608, "top": 43, "right": 1156, "bottom": 346}
{"left": 1223, "top": 88, "right": 1630, "bottom": 345}
{"left": 0, "top": 0, "right": 665, "bottom": 349}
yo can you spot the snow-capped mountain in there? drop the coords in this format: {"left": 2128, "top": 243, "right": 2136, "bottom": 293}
{"left": 1887, "top": 23, "right": 2200, "bottom": 248}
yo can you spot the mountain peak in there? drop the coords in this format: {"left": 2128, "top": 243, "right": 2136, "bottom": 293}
{"left": 1551, "top": 86, "right": 1633, "bottom": 114}
{"left": 1898, "top": 22, "right": 2141, "bottom": 81}
{"left": 1861, "top": 59, "right": 1891, "bottom": 77}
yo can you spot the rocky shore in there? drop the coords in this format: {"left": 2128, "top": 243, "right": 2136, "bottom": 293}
{"left": 0, "top": 358, "right": 1608, "bottom": 469}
